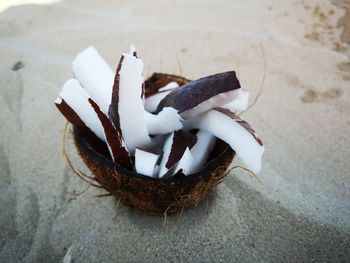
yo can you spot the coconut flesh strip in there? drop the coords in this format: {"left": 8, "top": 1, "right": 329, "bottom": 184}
{"left": 134, "top": 149, "right": 159, "bottom": 177}
{"left": 158, "top": 131, "right": 197, "bottom": 178}
{"left": 155, "top": 71, "right": 241, "bottom": 119}
{"left": 173, "top": 147, "right": 195, "bottom": 176}
{"left": 72, "top": 46, "right": 114, "bottom": 115}
{"left": 144, "top": 82, "right": 179, "bottom": 113}
{"left": 88, "top": 98, "right": 132, "bottom": 169}
{"left": 144, "top": 107, "right": 183, "bottom": 135}
{"left": 189, "top": 130, "right": 216, "bottom": 173}
{"left": 184, "top": 108, "right": 264, "bottom": 174}
{"left": 221, "top": 89, "right": 250, "bottom": 113}
{"left": 158, "top": 81, "right": 179, "bottom": 92}
{"left": 153, "top": 165, "right": 160, "bottom": 177}
{"left": 55, "top": 79, "right": 105, "bottom": 141}
{"left": 109, "top": 53, "right": 152, "bottom": 155}
{"left": 157, "top": 133, "right": 175, "bottom": 178}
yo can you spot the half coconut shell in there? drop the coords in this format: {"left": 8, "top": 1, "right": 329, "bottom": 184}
{"left": 73, "top": 73, "right": 235, "bottom": 214}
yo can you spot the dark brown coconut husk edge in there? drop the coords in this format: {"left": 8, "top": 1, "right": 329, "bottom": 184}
{"left": 73, "top": 72, "right": 235, "bottom": 215}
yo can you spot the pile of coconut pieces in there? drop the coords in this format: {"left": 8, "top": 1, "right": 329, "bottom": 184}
{"left": 55, "top": 46, "right": 264, "bottom": 179}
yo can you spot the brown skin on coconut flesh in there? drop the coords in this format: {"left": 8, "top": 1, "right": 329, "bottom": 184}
{"left": 158, "top": 130, "right": 197, "bottom": 178}
{"left": 55, "top": 46, "right": 264, "bottom": 179}
{"left": 88, "top": 98, "right": 132, "bottom": 170}
{"left": 108, "top": 53, "right": 184, "bottom": 153}
{"left": 109, "top": 53, "right": 151, "bottom": 155}
{"left": 155, "top": 71, "right": 242, "bottom": 119}
{"left": 168, "top": 130, "right": 217, "bottom": 177}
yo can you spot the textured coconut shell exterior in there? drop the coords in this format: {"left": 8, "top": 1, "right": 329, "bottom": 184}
{"left": 73, "top": 73, "right": 235, "bottom": 214}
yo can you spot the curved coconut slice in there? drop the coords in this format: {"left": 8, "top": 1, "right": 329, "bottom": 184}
{"left": 55, "top": 79, "right": 105, "bottom": 141}
{"left": 158, "top": 131, "right": 197, "bottom": 178}
{"left": 157, "top": 134, "right": 174, "bottom": 178}
{"left": 145, "top": 82, "right": 179, "bottom": 113}
{"left": 173, "top": 147, "right": 195, "bottom": 176}
{"left": 190, "top": 130, "right": 216, "bottom": 173}
{"left": 156, "top": 71, "right": 241, "bottom": 119}
{"left": 109, "top": 54, "right": 151, "bottom": 155}
{"left": 158, "top": 81, "right": 179, "bottom": 92}
{"left": 144, "top": 90, "right": 172, "bottom": 113}
{"left": 88, "top": 98, "right": 132, "bottom": 169}
{"left": 135, "top": 149, "right": 159, "bottom": 177}
{"left": 144, "top": 107, "right": 183, "bottom": 135}
{"left": 184, "top": 108, "right": 264, "bottom": 173}
{"left": 72, "top": 46, "right": 114, "bottom": 114}
{"left": 221, "top": 89, "right": 250, "bottom": 113}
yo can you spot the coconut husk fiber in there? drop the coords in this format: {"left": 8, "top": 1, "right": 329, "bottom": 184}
{"left": 73, "top": 73, "right": 235, "bottom": 215}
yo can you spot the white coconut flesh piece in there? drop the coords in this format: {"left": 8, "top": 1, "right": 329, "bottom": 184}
{"left": 88, "top": 98, "right": 132, "bottom": 169}
{"left": 109, "top": 53, "right": 151, "bottom": 155}
{"left": 184, "top": 108, "right": 264, "bottom": 174}
{"left": 157, "top": 134, "right": 174, "bottom": 178}
{"left": 129, "top": 44, "right": 137, "bottom": 57}
{"left": 135, "top": 149, "right": 159, "bottom": 177}
{"left": 153, "top": 165, "right": 160, "bottom": 178}
{"left": 158, "top": 81, "right": 179, "bottom": 92}
{"left": 55, "top": 79, "right": 105, "bottom": 141}
{"left": 158, "top": 131, "right": 197, "bottom": 178}
{"left": 221, "top": 89, "right": 250, "bottom": 113}
{"left": 190, "top": 130, "right": 216, "bottom": 173}
{"left": 156, "top": 71, "right": 241, "bottom": 119}
{"left": 72, "top": 46, "right": 114, "bottom": 115}
{"left": 145, "top": 82, "right": 179, "bottom": 113}
{"left": 144, "top": 90, "right": 172, "bottom": 113}
{"left": 173, "top": 147, "right": 195, "bottom": 176}
{"left": 144, "top": 107, "right": 183, "bottom": 135}
{"left": 180, "top": 89, "right": 242, "bottom": 119}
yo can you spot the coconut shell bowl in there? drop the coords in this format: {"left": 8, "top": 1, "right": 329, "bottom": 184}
{"left": 73, "top": 73, "right": 235, "bottom": 215}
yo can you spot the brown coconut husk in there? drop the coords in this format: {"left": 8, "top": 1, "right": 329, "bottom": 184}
{"left": 73, "top": 73, "right": 235, "bottom": 215}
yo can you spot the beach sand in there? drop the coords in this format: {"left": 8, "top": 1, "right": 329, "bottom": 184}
{"left": 0, "top": 0, "right": 349, "bottom": 261}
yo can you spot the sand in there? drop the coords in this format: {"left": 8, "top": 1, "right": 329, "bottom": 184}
{"left": 0, "top": 0, "right": 349, "bottom": 261}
